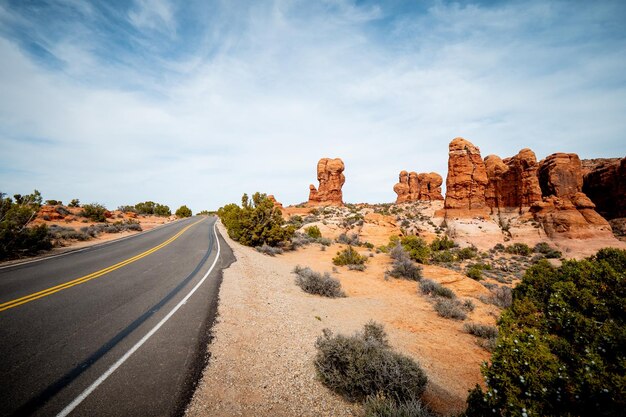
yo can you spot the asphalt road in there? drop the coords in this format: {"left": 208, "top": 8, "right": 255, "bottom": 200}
{"left": 0, "top": 216, "right": 234, "bottom": 417}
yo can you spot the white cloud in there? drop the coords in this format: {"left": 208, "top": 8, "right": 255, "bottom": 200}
{"left": 128, "top": 0, "right": 176, "bottom": 35}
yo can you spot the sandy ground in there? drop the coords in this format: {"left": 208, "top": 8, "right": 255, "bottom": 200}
{"left": 187, "top": 222, "right": 497, "bottom": 417}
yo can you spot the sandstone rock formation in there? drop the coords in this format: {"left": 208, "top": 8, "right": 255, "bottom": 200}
{"left": 267, "top": 195, "right": 283, "bottom": 209}
{"left": 531, "top": 153, "right": 612, "bottom": 238}
{"left": 582, "top": 157, "right": 626, "bottom": 220}
{"left": 308, "top": 158, "right": 345, "bottom": 206}
{"left": 444, "top": 138, "right": 489, "bottom": 212}
{"left": 484, "top": 148, "right": 542, "bottom": 212}
{"left": 393, "top": 171, "right": 443, "bottom": 203}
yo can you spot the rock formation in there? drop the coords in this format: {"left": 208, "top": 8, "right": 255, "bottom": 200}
{"left": 267, "top": 195, "right": 283, "bottom": 209}
{"left": 484, "top": 148, "right": 542, "bottom": 212}
{"left": 444, "top": 138, "right": 489, "bottom": 212}
{"left": 531, "top": 153, "right": 612, "bottom": 238}
{"left": 582, "top": 157, "right": 626, "bottom": 220}
{"left": 393, "top": 171, "right": 443, "bottom": 203}
{"left": 308, "top": 158, "right": 345, "bottom": 206}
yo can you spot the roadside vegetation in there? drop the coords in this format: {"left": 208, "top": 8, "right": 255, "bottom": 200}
{"left": 175, "top": 205, "right": 192, "bottom": 218}
{"left": 464, "top": 248, "right": 626, "bottom": 416}
{"left": 315, "top": 321, "right": 429, "bottom": 413}
{"left": 293, "top": 265, "right": 345, "bottom": 298}
{"left": 218, "top": 192, "right": 295, "bottom": 247}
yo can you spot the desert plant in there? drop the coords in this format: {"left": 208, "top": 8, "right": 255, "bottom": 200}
{"left": 434, "top": 298, "right": 467, "bottom": 320}
{"left": 305, "top": 225, "right": 322, "bottom": 239}
{"left": 364, "top": 394, "right": 434, "bottom": 417}
{"left": 333, "top": 246, "right": 367, "bottom": 266}
{"left": 400, "top": 236, "right": 431, "bottom": 264}
{"left": 337, "top": 233, "right": 361, "bottom": 246}
{"left": 348, "top": 263, "right": 366, "bottom": 271}
{"left": 218, "top": 193, "right": 295, "bottom": 247}
{"left": 419, "top": 279, "right": 455, "bottom": 299}
{"left": 533, "top": 242, "right": 562, "bottom": 259}
{"left": 430, "top": 235, "right": 455, "bottom": 251}
{"left": 45, "top": 199, "right": 62, "bottom": 206}
{"left": 315, "top": 322, "right": 428, "bottom": 403}
{"left": 504, "top": 242, "right": 532, "bottom": 256}
{"left": 457, "top": 246, "right": 478, "bottom": 260}
{"left": 388, "top": 244, "right": 422, "bottom": 281}
{"left": 175, "top": 205, "right": 192, "bottom": 218}
{"left": 466, "top": 265, "right": 483, "bottom": 280}
{"left": 68, "top": 198, "right": 80, "bottom": 208}
{"left": 81, "top": 203, "right": 107, "bottom": 222}
{"left": 464, "top": 323, "right": 498, "bottom": 339}
{"left": 49, "top": 225, "right": 91, "bottom": 241}
{"left": 465, "top": 250, "right": 626, "bottom": 417}
{"left": 0, "top": 191, "right": 52, "bottom": 260}
{"left": 255, "top": 243, "right": 284, "bottom": 256}
{"left": 479, "top": 285, "right": 513, "bottom": 308}
{"left": 293, "top": 265, "right": 345, "bottom": 298}
{"left": 430, "top": 249, "right": 455, "bottom": 263}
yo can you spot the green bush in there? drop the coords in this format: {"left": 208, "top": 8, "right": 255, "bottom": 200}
{"left": 430, "top": 235, "right": 455, "bottom": 251}
{"left": 45, "top": 199, "right": 62, "bottom": 206}
{"left": 419, "top": 279, "right": 455, "bottom": 299}
{"left": 175, "top": 205, "right": 192, "bottom": 218}
{"left": 457, "top": 246, "right": 478, "bottom": 260}
{"left": 533, "top": 242, "right": 562, "bottom": 259}
{"left": 465, "top": 250, "right": 626, "bottom": 417}
{"left": 80, "top": 203, "right": 107, "bottom": 222}
{"left": 218, "top": 192, "right": 295, "bottom": 247}
{"left": 315, "top": 321, "right": 428, "bottom": 403}
{"left": 305, "top": 225, "right": 322, "bottom": 239}
{"left": 504, "top": 242, "right": 532, "bottom": 256}
{"left": 466, "top": 265, "right": 483, "bottom": 280}
{"left": 333, "top": 246, "right": 367, "bottom": 267}
{"left": 0, "top": 191, "right": 52, "bottom": 260}
{"left": 431, "top": 249, "right": 455, "bottom": 263}
{"left": 293, "top": 265, "right": 345, "bottom": 298}
{"left": 133, "top": 201, "right": 171, "bottom": 216}
{"left": 68, "top": 198, "right": 80, "bottom": 208}
{"left": 400, "top": 236, "right": 431, "bottom": 264}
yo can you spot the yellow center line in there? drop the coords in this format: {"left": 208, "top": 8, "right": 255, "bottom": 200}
{"left": 0, "top": 218, "right": 206, "bottom": 313}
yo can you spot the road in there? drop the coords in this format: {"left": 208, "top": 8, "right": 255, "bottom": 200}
{"left": 0, "top": 216, "right": 234, "bottom": 416}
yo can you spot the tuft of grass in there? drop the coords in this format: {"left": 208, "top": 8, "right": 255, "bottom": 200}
{"left": 479, "top": 285, "right": 512, "bottom": 308}
{"left": 464, "top": 323, "right": 498, "bottom": 339}
{"left": 255, "top": 243, "right": 284, "bottom": 256}
{"left": 293, "top": 265, "right": 345, "bottom": 298}
{"left": 419, "top": 279, "right": 455, "bottom": 299}
{"left": 314, "top": 321, "right": 428, "bottom": 403}
{"left": 364, "top": 394, "right": 435, "bottom": 417}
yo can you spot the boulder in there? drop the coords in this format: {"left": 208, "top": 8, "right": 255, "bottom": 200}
{"left": 308, "top": 158, "right": 345, "bottom": 206}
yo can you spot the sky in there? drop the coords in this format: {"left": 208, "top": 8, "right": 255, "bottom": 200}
{"left": 1, "top": 0, "right": 625, "bottom": 212}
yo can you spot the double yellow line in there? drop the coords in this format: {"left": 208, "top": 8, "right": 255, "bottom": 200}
{"left": 0, "top": 218, "right": 205, "bottom": 313}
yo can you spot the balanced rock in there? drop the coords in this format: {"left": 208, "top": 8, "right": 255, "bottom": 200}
{"left": 308, "top": 158, "right": 345, "bottom": 206}
{"left": 582, "top": 157, "right": 626, "bottom": 220}
{"left": 484, "top": 148, "right": 542, "bottom": 212}
{"left": 444, "top": 138, "right": 489, "bottom": 211}
{"left": 393, "top": 171, "right": 443, "bottom": 203}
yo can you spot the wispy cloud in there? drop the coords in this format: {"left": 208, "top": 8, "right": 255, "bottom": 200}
{"left": 0, "top": 0, "right": 625, "bottom": 211}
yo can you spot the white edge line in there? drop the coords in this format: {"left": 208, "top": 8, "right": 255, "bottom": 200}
{"left": 56, "top": 220, "right": 221, "bottom": 417}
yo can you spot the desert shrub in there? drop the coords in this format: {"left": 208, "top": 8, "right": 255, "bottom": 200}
{"left": 293, "top": 265, "right": 345, "bottom": 298}
{"left": 434, "top": 298, "right": 467, "bottom": 320}
{"left": 68, "top": 198, "right": 80, "bottom": 208}
{"left": 400, "top": 236, "right": 430, "bottom": 264}
{"left": 175, "top": 205, "right": 192, "bottom": 218}
{"left": 389, "top": 257, "right": 422, "bottom": 281}
{"left": 0, "top": 192, "right": 52, "bottom": 260}
{"left": 419, "top": 279, "right": 455, "bottom": 299}
{"left": 317, "top": 237, "right": 332, "bottom": 246}
{"left": 305, "top": 225, "right": 322, "bottom": 238}
{"left": 337, "top": 233, "right": 360, "bottom": 246}
{"left": 333, "top": 246, "right": 367, "bottom": 266}
{"left": 255, "top": 243, "right": 284, "bottom": 256}
{"left": 466, "top": 265, "right": 483, "bottom": 280}
{"left": 49, "top": 225, "right": 90, "bottom": 241}
{"left": 533, "top": 242, "right": 562, "bottom": 259}
{"left": 288, "top": 215, "right": 303, "bottom": 228}
{"left": 363, "top": 242, "right": 375, "bottom": 249}
{"left": 504, "top": 242, "right": 532, "bottom": 256}
{"left": 430, "top": 249, "right": 455, "bottom": 263}
{"left": 315, "top": 322, "right": 428, "bottom": 403}
{"left": 364, "top": 394, "right": 434, "bottom": 417}
{"left": 348, "top": 263, "right": 366, "bottom": 271}
{"left": 464, "top": 323, "right": 498, "bottom": 339}
{"left": 493, "top": 243, "right": 505, "bottom": 252}
{"left": 218, "top": 193, "right": 295, "bottom": 247}
{"left": 463, "top": 299, "right": 475, "bottom": 312}
{"left": 479, "top": 285, "right": 513, "bottom": 308}
{"left": 465, "top": 250, "right": 626, "bottom": 417}
{"left": 133, "top": 201, "right": 170, "bottom": 216}
{"left": 45, "top": 199, "right": 62, "bottom": 206}
{"left": 81, "top": 203, "right": 107, "bottom": 222}
{"left": 430, "top": 235, "right": 455, "bottom": 251}
{"left": 457, "top": 246, "right": 478, "bottom": 260}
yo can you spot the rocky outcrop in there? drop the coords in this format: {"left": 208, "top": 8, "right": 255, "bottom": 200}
{"left": 531, "top": 153, "right": 612, "bottom": 238}
{"left": 444, "top": 138, "right": 489, "bottom": 212}
{"left": 582, "top": 157, "right": 626, "bottom": 220}
{"left": 393, "top": 171, "right": 443, "bottom": 203}
{"left": 308, "top": 158, "right": 345, "bottom": 206}
{"left": 484, "top": 148, "right": 542, "bottom": 212}
{"left": 267, "top": 195, "right": 283, "bottom": 209}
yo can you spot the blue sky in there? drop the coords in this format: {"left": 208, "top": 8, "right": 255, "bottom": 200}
{"left": 1, "top": 0, "right": 625, "bottom": 211}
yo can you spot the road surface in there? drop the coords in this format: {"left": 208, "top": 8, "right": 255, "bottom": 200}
{"left": 0, "top": 216, "right": 233, "bottom": 416}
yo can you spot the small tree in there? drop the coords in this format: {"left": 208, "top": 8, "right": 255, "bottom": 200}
{"left": 81, "top": 203, "right": 107, "bottom": 222}
{"left": 68, "top": 198, "right": 80, "bottom": 208}
{"left": 175, "top": 205, "right": 192, "bottom": 218}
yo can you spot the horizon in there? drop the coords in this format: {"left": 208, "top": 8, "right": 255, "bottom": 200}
{"left": 1, "top": 0, "right": 626, "bottom": 211}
